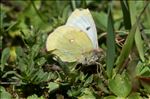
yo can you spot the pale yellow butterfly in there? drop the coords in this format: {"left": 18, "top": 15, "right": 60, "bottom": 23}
{"left": 46, "top": 9, "right": 99, "bottom": 63}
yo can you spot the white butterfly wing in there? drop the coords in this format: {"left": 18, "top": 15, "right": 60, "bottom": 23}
{"left": 66, "top": 9, "right": 98, "bottom": 49}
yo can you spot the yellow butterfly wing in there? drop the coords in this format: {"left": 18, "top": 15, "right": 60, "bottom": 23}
{"left": 46, "top": 25, "right": 93, "bottom": 62}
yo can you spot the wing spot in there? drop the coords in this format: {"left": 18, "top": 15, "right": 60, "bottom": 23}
{"left": 69, "top": 39, "right": 74, "bottom": 43}
{"left": 86, "top": 26, "right": 90, "bottom": 30}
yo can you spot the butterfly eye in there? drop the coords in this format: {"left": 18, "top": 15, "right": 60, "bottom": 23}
{"left": 86, "top": 26, "right": 91, "bottom": 30}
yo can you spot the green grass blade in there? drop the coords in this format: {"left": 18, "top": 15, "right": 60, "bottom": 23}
{"left": 106, "top": 7, "right": 116, "bottom": 78}
{"left": 71, "top": 0, "right": 76, "bottom": 10}
{"left": 116, "top": 3, "right": 149, "bottom": 72}
{"left": 129, "top": 1, "right": 147, "bottom": 62}
{"left": 120, "top": 0, "right": 131, "bottom": 30}
{"left": 116, "top": 22, "right": 137, "bottom": 72}
{"left": 135, "top": 26, "right": 145, "bottom": 62}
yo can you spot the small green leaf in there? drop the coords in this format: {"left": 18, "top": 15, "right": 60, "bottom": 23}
{"left": 35, "top": 57, "right": 46, "bottom": 66}
{"left": 31, "top": 44, "right": 40, "bottom": 58}
{"left": 84, "top": 75, "right": 93, "bottom": 87}
{"left": 127, "top": 92, "right": 142, "bottom": 99}
{"left": 0, "top": 86, "right": 11, "bottom": 99}
{"left": 104, "top": 96, "right": 117, "bottom": 99}
{"left": 1, "top": 47, "right": 10, "bottom": 71}
{"left": 135, "top": 61, "right": 150, "bottom": 77}
{"left": 27, "top": 94, "right": 44, "bottom": 99}
{"left": 108, "top": 74, "right": 132, "bottom": 97}
{"left": 47, "top": 82, "right": 59, "bottom": 93}
{"left": 67, "top": 87, "right": 82, "bottom": 97}
{"left": 2, "top": 71, "right": 22, "bottom": 79}
{"left": 78, "top": 88, "right": 96, "bottom": 99}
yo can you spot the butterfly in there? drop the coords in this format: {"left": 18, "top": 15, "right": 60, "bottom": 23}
{"left": 46, "top": 9, "right": 99, "bottom": 64}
